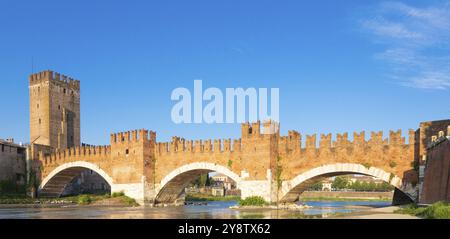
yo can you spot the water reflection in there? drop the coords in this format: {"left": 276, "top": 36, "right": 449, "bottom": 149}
{"left": 0, "top": 200, "right": 390, "bottom": 219}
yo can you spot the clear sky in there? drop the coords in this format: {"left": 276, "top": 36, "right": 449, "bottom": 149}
{"left": 1, "top": 0, "right": 449, "bottom": 145}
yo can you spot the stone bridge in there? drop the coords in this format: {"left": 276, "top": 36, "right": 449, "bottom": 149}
{"left": 36, "top": 120, "right": 446, "bottom": 205}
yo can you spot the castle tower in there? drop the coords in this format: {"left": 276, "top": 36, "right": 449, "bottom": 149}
{"left": 29, "top": 70, "right": 80, "bottom": 149}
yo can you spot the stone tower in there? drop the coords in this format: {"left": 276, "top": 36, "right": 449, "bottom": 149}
{"left": 29, "top": 70, "right": 80, "bottom": 149}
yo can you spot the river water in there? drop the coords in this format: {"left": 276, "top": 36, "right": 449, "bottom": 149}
{"left": 0, "top": 200, "right": 390, "bottom": 219}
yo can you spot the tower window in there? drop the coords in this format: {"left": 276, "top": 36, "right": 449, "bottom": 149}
{"left": 37, "top": 104, "right": 39, "bottom": 109}
{"left": 125, "top": 149, "right": 129, "bottom": 155}
{"left": 63, "top": 89, "right": 66, "bottom": 94}
{"left": 58, "top": 105, "right": 61, "bottom": 110}
{"left": 39, "top": 119, "right": 41, "bottom": 124}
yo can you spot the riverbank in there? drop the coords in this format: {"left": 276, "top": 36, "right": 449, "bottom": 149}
{"left": 299, "top": 191, "right": 393, "bottom": 201}
{"left": 330, "top": 206, "right": 420, "bottom": 219}
{"left": 300, "top": 196, "right": 392, "bottom": 202}
{"left": 0, "top": 193, "right": 138, "bottom": 208}
{"left": 185, "top": 194, "right": 240, "bottom": 202}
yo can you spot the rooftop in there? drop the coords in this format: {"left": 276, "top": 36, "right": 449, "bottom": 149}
{"left": 0, "top": 138, "right": 26, "bottom": 148}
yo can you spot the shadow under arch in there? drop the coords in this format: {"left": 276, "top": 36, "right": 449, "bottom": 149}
{"left": 155, "top": 162, "right": 242, "bottom": 204}
{"left": 39, "top": 161, "right": 114, "bottom": 198}
{"left": 281, "top": 163, "right": 412, "bottom": 203}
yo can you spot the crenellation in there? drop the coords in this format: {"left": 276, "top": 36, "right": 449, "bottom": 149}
{"left": 110, "top": 134, "right": 117, "bottom": 143}
{"left": 288, "top": 130, "right": 301, "bottom": 152}
{"left": 131, "top": 130, "right": 138, "bottom": 141}
{"left": 408, "top": 129, "right": 416, "bottom": 145}
{"left": 139, "top": 129, "right": 148, "bottom": 142}
{"left": 194, "top": 140, "right": 203, "bottom": 152}
{"left": 251, "top": 121, "right": 261, "bottom": 136}
{"left": 186, "top": 140, "right": 193, "bottom": 152}
{"left": 96, "top": 146, "right": 102, "bottom": 155}
{"left": 233, "top": 139, "right": 242, "bottom": 151}
{"left": 319, "top": 133, "right": 332, "bottom": 149}
{"left": 214, "top": 139, "right": 222, "bottom": 152}
{"left": 149, "top": 131, "right": 156, "bottom": 142}
{"left": 74, "top": 146, "right": 80, "bottom": 156}
{"left": 368, "top": 131, "right": 386, "bottom": 146}
{"left": 263, "top": 119, "right": 279, "bottom": 135}
{"left": 29, "top": 70, "right": 80, "bottom": 90}
{"left": 204, "top": 139, "right": 212, "bottom": 152}
{"left": 223, "top": 139, "right": 231, "bottom": 151}
{"left": 170, "top": 136, "right": 179, "bottom": 152}
{"left": 353, "top": 131, "right": 366, "bottom": 146}
{"left": 124, "top": 131, "right": 131, "bottom": 142}
{"left": 306, "top": 134, "right": 316, "bottom": 149}
{"left": 334, "top": 132, "right": 349, "bottom": 148}
{"left": 389, "top": 129, "right": 404, "bottom": 145}
{"left": 241, "top": 122, "right": 251, "bottom": 137}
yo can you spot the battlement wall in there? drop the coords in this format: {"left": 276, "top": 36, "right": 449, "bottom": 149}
{"left": 241, "top": 120, "right": 280, "bottom": 138}
{"left": 156, "top": 137, "right": 242, "bottom": 155}
{"left": 110, "top": 129, "right": 156, "bottom": 144}
{"left": 278, "top": 129, "right": 416, "bottom": 155}
{"left": 40, "top": 145, "right": 111, "bottom": 166}
{"left": 29, "top": 70, "right": 80, "bottom": 90}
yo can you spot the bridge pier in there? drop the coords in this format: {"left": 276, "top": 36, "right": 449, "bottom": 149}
{"left": 111, "top": 183, "right": 146, "bottom": 205}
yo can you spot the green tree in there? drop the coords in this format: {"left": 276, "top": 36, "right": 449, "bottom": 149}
{"left": 332, "top": 176, "right": 349, "bottom": 190}
{"left": 309, "top": 182, "right": 323, "bottom": 191}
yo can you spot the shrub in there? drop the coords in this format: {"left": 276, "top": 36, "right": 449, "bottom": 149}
{"left": 121, "top": 196, "right": 138, "bottom": 206}
{"left": 112, "top": 191, "right": 125, "bottom": 197}
{"left": 78, "top": 195, "right": 92, "bottom": 205}
{"left": 238, "top": 196, "right": 268, "bottom": 206}
{"left": 419, "top": 202, "right": 450, "bottom": 219}
{"left": 395, "top": 202, "right": 450, "bottom": 219}
{"left": 0, "top": 180, "right": 17, "bottom": 194}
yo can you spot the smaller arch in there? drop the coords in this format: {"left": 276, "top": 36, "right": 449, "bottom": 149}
{"left": 155, "top": 162, "right": 242, "bottom": 204}
{"left": 39, "top": 161, "right": 114, "bottom": 197}
{"left": 281, "top": 163, "right": 404, "bottom": 202}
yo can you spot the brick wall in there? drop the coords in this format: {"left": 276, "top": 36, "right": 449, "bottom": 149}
{"left": 420, "top": 139, "right": 450, "bottom": 204}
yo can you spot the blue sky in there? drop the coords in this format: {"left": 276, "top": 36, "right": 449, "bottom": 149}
{"left": 1, "top": 0, "right": 449, "bottom": 145}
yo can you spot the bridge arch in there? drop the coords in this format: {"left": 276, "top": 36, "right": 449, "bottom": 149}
{"left": 281, "top": 163, "right": 407, "bottom": 202}
{"left": 39, "top": 161, "right": 114, "bottom": 197}
{"left": 155, "top": 162, "right": 242, "bottom": 204}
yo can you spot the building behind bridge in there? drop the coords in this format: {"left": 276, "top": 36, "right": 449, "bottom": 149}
{"left": 0, "top": 139, "right": 26, "bottom": 193}
{"left": 419, "top": 127, "right": 450, "bottom": 204}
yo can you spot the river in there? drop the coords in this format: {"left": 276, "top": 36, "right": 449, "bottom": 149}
{"left": 0, "top": 200, "right": 390, "bottom": 219}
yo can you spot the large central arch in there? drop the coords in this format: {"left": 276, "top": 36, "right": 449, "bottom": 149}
{"left": 39, "top": 161, "right": 114, "bottom": 198}
{"left": 280, "top": 163, "right": 407, "bottom": 202}
{"left": 154, "top": 162, "right": 242, "bottom": 204}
